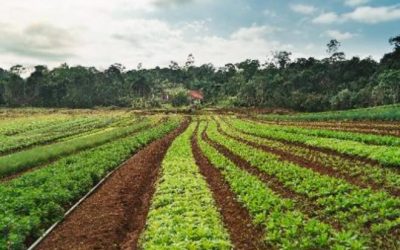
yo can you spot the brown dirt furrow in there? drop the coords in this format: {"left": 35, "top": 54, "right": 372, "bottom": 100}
{"left": 37, "top": 119, "right": 189, "bottom": 250}
{"left": 191, "top": 126, "right": 267, "bottom": 250}
{"left": 251, "top": 118, "right": 400, "bottom": 131}
{"left": 231, "top": 118, "right": 400, "bottom": 175}
{"left": 247, "top": 118, "right": 400, "bottom": 138}
{"left": 216, "top": 125, "right": 400, "bottom": 197}
{"left": 202, "top": 130, "right": 342, "bottom": 230}
{"left": 233, "top": 121, "right": 384, "bottom": 167}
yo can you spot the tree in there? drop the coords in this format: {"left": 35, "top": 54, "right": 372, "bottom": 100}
{"left": 326, "top": 39, "right": 345, "bottom": 62}
{"left": 185, "top": 54, "right": 195, "bottom": 68}
{"left": 171, "top": 91, "right": 189, "bottom": 107}
{"left": 10, "top": 65, "right": 25, "bottom": 75}
{"left": 326, "top": 39, "right": 340, "bottom": 54}
{"left": 169, "top": 61, "right": 180, "bottom": 70}
{"left": 373, "top": 70, "right": 400, "bottom": 104}
{"left": 273, "top": 51, "right": 292, "bottom": 69}
{"left": 330, "top": 89, "right": 355, "bottom": 110}
{"left": 389, "top": 35, "right": 400, "bottom": 50}
{"left": 236, "top": 59, "right": 260, "bottom": 81}
{"left": 381, "top": 34, "right": 400, "bottom": 69}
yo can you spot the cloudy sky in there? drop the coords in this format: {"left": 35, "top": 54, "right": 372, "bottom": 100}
{"left": 0, "top": 0, "right": 399, "bottom": 69}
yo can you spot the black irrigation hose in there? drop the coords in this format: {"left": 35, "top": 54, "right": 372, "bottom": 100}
{"left": 27, "top": 157, "right": 131, "bottom": 250}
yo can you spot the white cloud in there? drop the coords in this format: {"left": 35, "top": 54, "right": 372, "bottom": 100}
{"left": 230, "top": 25, "right": 280, "bottom": 41}
{"left": 312, "top": 12, "right": 340, "bottom": 24}
{"left": 344, "top": 5, "right": 400, "bottom": 23}
{"left": 0, "top": 23, "right": 76, "bottom": 60}
{"left": 326, "top": 30, "right": 356, "bottom": 40}
{"left": 290, "top": 4, "right": 317, "bottom": 15}
{"left": 344, "top": 0, "right": 369, "bottom": 7}
{"left": 313, "top": 5, "right": 400, "bottom": 25}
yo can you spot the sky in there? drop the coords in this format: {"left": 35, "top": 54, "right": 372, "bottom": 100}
{"left": 0, "top": 0, "right": 399, "bottom": 70}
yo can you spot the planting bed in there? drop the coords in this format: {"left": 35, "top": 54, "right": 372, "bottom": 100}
{"left": 1, "top": 108, "right": 399, "bottom": 250}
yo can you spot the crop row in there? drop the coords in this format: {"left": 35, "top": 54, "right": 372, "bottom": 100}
{"left": 0, "top": 116, "right": 121, "bottom": 154}
{"left": 258, "top": 104, "right": 400, "bottom": 121}
{"left": 0, "top": 114, "right": 71, "bottom": 136}
{"left": 0, "top": 116, "right": 162, "bottom": 179}
{"left": 257, "top": 120, "right": 400, "bottom": 137}
{"left": 139, "top": 122, "right": 231, "bottom": 249}
{"left": 249, "top": 119, "right": 400, "bottom": 147}
{"left": 0, "top": 117, "right": 181, "bottom": 249}
{"left": 196, "top": 121, "right": 362, "bottom": 249}
{"left": 218, "top": 118, "right": 400, "bottom": 195}
{"left": 231, "top": 118, "right": 400, "bottom": 167}
{"left": 206, "top": 120, "right": 400, "bottom": 248}
{"left": 259, "top": 120, "right": 400, "bottom": 130}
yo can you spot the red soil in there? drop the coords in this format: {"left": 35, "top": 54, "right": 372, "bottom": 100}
{"left": 192, "top": 126, "right": 267, "bottom": 250}
{"left": 37, "top": 120, "right": 189, "bottom": 250}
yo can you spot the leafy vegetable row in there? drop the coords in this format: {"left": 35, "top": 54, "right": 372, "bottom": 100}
{"left": 0, "top": 117, "right": 180, "bottom": 250}
{"left": 231, "top": 118, "right": 400, "bottom": 167}
{"left": 0, "top": 114, "right": 71, "bottom": 136}
{"left": 197, "top": 121, "right": 360, "bottom": 249}
{"left": 258, "top": 104, "right": 400, "bottom": 121}
{"left": 0, "top": 117, "right": 158, "bottom": 178}
{"left": 218, "top": 118, "right": 400, "bottom": 195}
{"left": 206, "top": 120, "right": 400, "bottom": 248}
{"left": 257, "top": 120, "right": 400, "bottom": 138}
{"left": 0, "top": 116, "right": 120, "bottom": 154}
{"left": 249, "top": 119, "right": 400, "bottom": 147}
{"left": 139, "top": 123, "right": 231, "bottom": 249}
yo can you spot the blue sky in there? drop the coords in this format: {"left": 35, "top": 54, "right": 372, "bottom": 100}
{"left": 0, "top": 0, "right": 399, "bottom": 69}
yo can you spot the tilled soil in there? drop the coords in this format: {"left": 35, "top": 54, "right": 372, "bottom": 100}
{"left": 217, "top": 126, "right": 400, "bottom": 197}
{"left": 203, "top": 130, "right": 342, "bottom": 230}
{"left": 250, "top": 118, "right": 400, "bottom": 132}
{"left": 37, "top": 120, "right": 189, "bottom": 250}
{"left": 233, "top": 121, "right": 384, "bottom": 167}
{"left": 191, "top": 127, "right": 267, "bottom": 250}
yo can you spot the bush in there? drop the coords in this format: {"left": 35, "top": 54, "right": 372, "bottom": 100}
{"left": 171, "top": 91, "right": 189, "bottom": 107}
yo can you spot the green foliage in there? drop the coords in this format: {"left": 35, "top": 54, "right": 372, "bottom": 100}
{"left": 0, "top": 117, "right": 157, "bottom": 178}
{"left": 230, "top": 118, "right": 400, "bottom": 166}
{"left": 139, "top": 123, "right": 231, "bottom": 249}
{"left": 171, "top": 91, "right": 189, "bottom": 107}
{"left": 0, "top": 34, "right": 399, "bottom": 111}
{"left": 0, "top": 116, "right": 121, "bottom": 154}
{"left": 197, "top": 122, "right": 354, "bottom": 249}
{"left": 0, "top": 118, "right": 180, "bottom": 249}
{"left": 218, "top": 118, "right": 400, "bottom": 194}
{"left": 262, "top": 104, "right": 400, "bottom": 121}
{"left": 207, "top": 119, "right": 400, "bottom": 248}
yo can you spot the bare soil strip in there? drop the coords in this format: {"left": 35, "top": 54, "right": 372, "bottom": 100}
{"left": 191, "top": 127, "right": 267, "bottom": 250}
{"left": 36, "top": 120, "right": 189, "bottom": 250}
{"left": 217, "top": 125, "right": 400, "bottom": 197}
{"left": 202, "top": 130, "right": 342, "bottom": 230}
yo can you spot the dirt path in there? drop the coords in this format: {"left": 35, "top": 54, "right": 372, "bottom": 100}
{"left": 37, "top": 120, "right": 189, "bottom": 250}
{"left": 191, "top": 127, "right": 267, "bottom": 250}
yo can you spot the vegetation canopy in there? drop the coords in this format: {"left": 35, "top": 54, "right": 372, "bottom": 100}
{"left": 1, "top": 35, "right": 399, "bottom": 112}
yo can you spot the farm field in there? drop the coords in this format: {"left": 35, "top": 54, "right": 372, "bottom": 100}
{"left": 1, "top": 108, "right": 400, "bottom": 249}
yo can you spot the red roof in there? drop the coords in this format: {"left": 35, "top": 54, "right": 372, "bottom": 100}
{"left": 188, "top": 90, "right": 204, "bottom": 100}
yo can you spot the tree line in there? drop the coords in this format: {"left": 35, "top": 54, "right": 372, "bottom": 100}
{"left": 0, "top": 35, "right": 399, "bottom": 111}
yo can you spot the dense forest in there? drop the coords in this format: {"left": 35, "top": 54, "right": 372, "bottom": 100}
{"left": 0, "top": 35, "right": 399, "bottom": 112}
